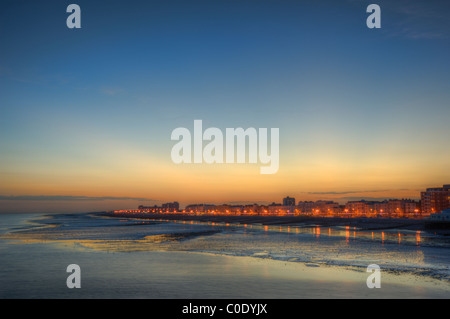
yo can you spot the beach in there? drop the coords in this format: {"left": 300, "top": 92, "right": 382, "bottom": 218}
{"left": 0, "top": 212, "right": 449, "bottom": 299}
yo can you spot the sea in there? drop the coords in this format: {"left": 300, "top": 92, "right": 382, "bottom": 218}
{"left": 0, "top": 212, "right": 449, "bottom": 299}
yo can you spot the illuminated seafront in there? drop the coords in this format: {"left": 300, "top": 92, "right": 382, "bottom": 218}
{"left": 1, "top": 212, "right": 449, "bottom": 299}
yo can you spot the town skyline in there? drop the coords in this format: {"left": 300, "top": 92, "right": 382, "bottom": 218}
{"left": 111, "top": 183, "right": 450, "bottom": 218}
{"left": 1, "top": 182, "right": 450, "bottom": 214}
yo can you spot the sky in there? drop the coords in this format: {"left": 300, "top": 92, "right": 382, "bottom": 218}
{"left": 1, "top": 0, "right": 450, "bottom": 212}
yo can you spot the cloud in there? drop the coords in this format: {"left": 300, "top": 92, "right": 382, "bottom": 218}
{"left": 305, "top": 190, "right": 390, "bottom": 195}
{"left": 0, "top": 195, "right": 158, "bottom": 202}
{"left": 100, "top": 87, "right": 124, "bottom": 96}
{"left": 225, "top": 201, "right": 272, "bottom": 206}
{"left": 338, "top": 196, "right": 402, "bottom": 201}
{"left": 385, "top": 0, "right": 450, "bottom": 39}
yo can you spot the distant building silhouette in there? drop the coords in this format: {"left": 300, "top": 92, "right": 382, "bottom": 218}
{"left": 162, "top": 201, "right": 180, "bottom": 211}
{"left": 138, "top": 202, "right": 180, "bottom": 212}
{"left": 283, "top": 196, "right": 295, "bottom": 206}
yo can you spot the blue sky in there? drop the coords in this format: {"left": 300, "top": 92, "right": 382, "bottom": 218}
{"left": 1, "top": 0, "right": 449, "bottom": 211}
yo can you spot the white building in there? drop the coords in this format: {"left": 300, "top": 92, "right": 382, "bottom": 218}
{"left": 430, "top": 208, "right": 450, "bottom": 221}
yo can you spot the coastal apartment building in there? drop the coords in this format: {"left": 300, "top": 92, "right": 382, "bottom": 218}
{"left": 297, "top": 200, "right": 341, "bottom": 215}
{"left": 162, "top": 201, "right": 180, "bottom": 211}
{"left": 346, "top": 200, "right": 374, "bottom": 216}
{"left": 138, "top": 201, "right": 180, "bottom": 212}
{"left": 283, "top": 196, "right": 296, "bottom": 206}
{"left": 421, "top": 185, "right": 450, "bottom": 214}
{"left": 345, "top": 199, "right": 420, "bottom": 217}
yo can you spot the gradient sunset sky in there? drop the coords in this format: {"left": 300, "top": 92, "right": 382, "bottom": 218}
{"left": 1, "top": 0, "right": 449, "bottom": 212}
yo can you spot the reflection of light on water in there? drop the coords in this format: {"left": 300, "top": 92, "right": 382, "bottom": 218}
{"left": 155, "top": 219, "right": 437, "bottom": 250}
{"left": 416, "top": 231, "right": 421, "bottom": 246}
{"left": 345, "top": 226, "right": 350, "bottom": 243}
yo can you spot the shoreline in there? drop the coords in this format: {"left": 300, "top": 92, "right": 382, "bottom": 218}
{"left": 1, "top": 213, "right": 449, "bottom": 298}
{"left": 99, "top": 211, "right": 450, "bottom": 235}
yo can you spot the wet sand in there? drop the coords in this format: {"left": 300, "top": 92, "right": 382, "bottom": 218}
{"left": 1, "top": 242, "right": 448, "bottom": 299}
{"left": 1, "top": 213, "right": 449, "bottom": 299}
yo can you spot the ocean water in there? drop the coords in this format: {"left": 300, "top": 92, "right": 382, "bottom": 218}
{"left": 0, "top": 213, "right": 449, "bottom": 298}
